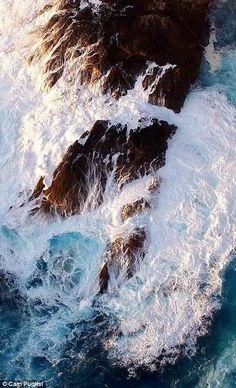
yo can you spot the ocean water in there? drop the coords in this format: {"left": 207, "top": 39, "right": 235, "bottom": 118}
{"left": 0, "top": 1, "right": 235, "bottom": 387}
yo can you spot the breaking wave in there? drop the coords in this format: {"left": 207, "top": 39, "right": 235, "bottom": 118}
{"left": 0, "top": 0, "right": 235, "bottom": 386}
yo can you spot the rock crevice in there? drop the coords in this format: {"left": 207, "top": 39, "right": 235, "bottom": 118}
{"left": 38, "top": 119, "right": 176, "bottom": 216}
{"left": 30, "top": 0, "right": 209, "bottom": 112}
{"left": 29, "top": 0, "right": 210, "bottom": 292}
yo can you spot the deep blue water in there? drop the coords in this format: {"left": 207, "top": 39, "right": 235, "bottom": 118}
{"left": 0, "top": 1, "right": 235, "bottom": 387}
{"left": 1, "top": 250, "right": 236, "bottom": 387}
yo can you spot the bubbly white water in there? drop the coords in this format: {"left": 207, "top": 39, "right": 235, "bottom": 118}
{"left": 0, "top": 0, "right": 235, "bottom": 375}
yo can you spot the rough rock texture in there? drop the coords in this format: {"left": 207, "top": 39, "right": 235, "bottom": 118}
{"left": 30, "top": 0, "right": 210, "bottom": 291}
{"left": 143, "top": 65, "right": 189, "bottom": 113}
{"left": 100, "top": 176, "right": 162, "bottom": 292}
{"left": 39, "top": 119, "right": 176, "bottom": 216}
{"left": 121, "top": 199, "right": 151, "bottom": 222}
{"left": 99, "top": 228, "right": 146, "bottom": 293}
{"left": 30, "top": 0, "right": 209, "bottom": 111}
{"left": 29, "top": 176, "right": 45, "bottom": 201}
{"left": 120, "top": 177, "right": 161, "bottom": 221}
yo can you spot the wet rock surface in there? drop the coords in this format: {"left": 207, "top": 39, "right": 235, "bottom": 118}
{"left": 121, "top": 199, "right": 151, "bottom": 222}
{"left": 39, "top": 119, "right": 176, "bottom": 216}
{"left": 29, "top": 176, "right": 45, "bottom": 201}
{"left": 34, "top": 118, "right": 175, "bottom": 291}
{"left": 31, "top": 0, "right": 209, "bottom": 112}
{"left": 99, "top": 228, "right": 146, "bottom": 293}
{"left": 29, "top": 0, "right": 210, "bottom": 292}
{"left": 120, "top": 177, "right": 162, "bottom": 221}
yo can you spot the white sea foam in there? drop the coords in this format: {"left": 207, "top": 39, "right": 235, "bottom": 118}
{"left": 0, "top": 0, "right": 235, "bottom": 373}
{"left": 102, "top": 90, "right": 236, "bottom": 368}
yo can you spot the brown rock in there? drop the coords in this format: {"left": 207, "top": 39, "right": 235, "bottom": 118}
{"left": 148, "top": 176, "right": 162, "bottom": 193}
{"left": 28, "top": 0, "right": 210, "bottom": 292}
{"left": 38, "top": 119, "right": 176, "bottom": 215}
{"left": 120, "top": 176, "right": 162, "bottom": 221}
{"left": 30, "top": 0, "right": 209, "bottom": 112}
{"left": 143, "top": 66, "right": 190, "bottom": 112}
{"left": 121, "top": 198, "right": 151, "bottom": 222}
{"left": 99, "top": 227, "right": 146, "bottom": 293}
{"left": 29, "top": 176, "right": 45, "bottom": 201}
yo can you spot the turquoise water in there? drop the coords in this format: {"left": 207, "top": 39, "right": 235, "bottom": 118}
{"left": 0, "top": 229, "right": 106, "bottom": 384}
{"left": 201, "top": 49, "right": 236, "bottom": 105}
{"left": 200, "top": 0, "right": 236, "bottom": 105}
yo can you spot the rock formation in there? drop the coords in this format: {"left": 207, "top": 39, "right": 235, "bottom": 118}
{"left": 99, "top": 228, "right": 146, "bottom": 293}
{"left": 30, "top": 0, "right": 209, "bottom": 112}
{"left": 30, "top": 0, "right": 210, "bottom": 291}
{"left": 120, "top": 177, "right": 161, "bottom": 221}
{"left": 37, "top": 119, "right": 176, "bottom": 216}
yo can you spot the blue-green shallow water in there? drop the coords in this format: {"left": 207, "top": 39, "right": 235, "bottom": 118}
{"left": 200, "top": 0, "right": 236, "bottom": 105}
{"left": 0, "top": 1, "right": 235, "bottom": 387}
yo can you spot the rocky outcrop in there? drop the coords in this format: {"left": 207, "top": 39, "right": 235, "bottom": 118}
{"left": 121, "top": 177, "right": 161, "bottom": 221}
{"left": 121, "top": 199, "right": 151, "bottom": 222}
{"left": 30, "top": 0, "right": 209, "bottom": 112}
{"left": 32, "top": 119, "right": 175, "bottom": 292}
{"left": 29, "top": 0, "right": 210, "bottom": 292}
{"left": 99, "top": 176, "right": 162, "bottom": 292}
{"left": 38, "top": 119, "right": 176, "bottom": 216}
{"left": 99, "top": 228, "right": 146, "bottom": 293}
{"left": 29, "top": 176, "right": 45, "bottom": 201}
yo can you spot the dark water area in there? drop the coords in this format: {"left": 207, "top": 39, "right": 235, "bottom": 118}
{"left": 128, "top": 255, "right": 236, "bottom": 388}
{"left": 55, "top": 255, "right": 236, "bottom": 388}
{"left": 2, "top": 255, "right": 235, "bottom": 388}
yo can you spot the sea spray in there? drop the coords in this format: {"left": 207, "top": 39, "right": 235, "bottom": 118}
{"left": 0, "top": 0, "right": 235, "bottom": 385}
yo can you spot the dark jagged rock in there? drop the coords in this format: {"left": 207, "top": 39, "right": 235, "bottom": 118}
{"left": 99, "top": 228, "right": 146, "bottom": 293}
{"left": 100, "top": 176, "right": 162, "bottom": 291}
{"left": 148, "top": 176, "right": 162, "bottom": 193}
{"left": 30, "top": 0, "right": 209, "bottom": 112}
{"left": 29, "top": 176, "right": 45, "bottom": 200}
{"left": 120, "top": 177, "right": 162, "bottom": 221}
{"left": 121, "top": 199, "right": 151, "bottom": 222}
{"left": 29, "top": 0, "right": 210, "bottom": 292}
{"left": 143, "top": 65, "right": 189, "bottom": 112}
{"left": 39, "top": 119, "right": 176, "bottom": 216}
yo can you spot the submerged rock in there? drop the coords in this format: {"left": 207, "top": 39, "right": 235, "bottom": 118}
{"left": 120, "top": 177, "right": 162, "bottom": 220}
{"left": 99, "top": 228, "right": 146, "bottom": 293}
{"left": 148, "top": 176, "right": 162, "bottom": 193}
{"left": 120, "top": 177, "right": 162, "bottom": 221}
{"left": 121, "top": 199, "right": 151, "bottom": 222}
{"left": 39, "top": 119, "right": 176, "bottom": 216}
{"left": 30, "top": 0, "right": 209, "bottom": 112}
{"left": 99, "top": 176, "right": 162, "bottom": 291}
